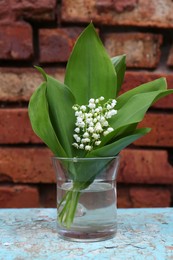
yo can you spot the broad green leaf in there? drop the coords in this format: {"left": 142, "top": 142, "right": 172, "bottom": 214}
{"left": 46, "top": 75, "right": 76, "bottom": 157}
{"left": 74, "top": 158, "right": 117, "bottom": 183}
{"left": 111, "top": 55, "right": 126, "bottom": 95}
{"left": 28, "top": 82, "right": 66, "bottom": 157}
{"left": 64, "top": 22, "right": 117, "bottom": 105}
{"left": 110, "top": 89, "right": 173, "bottom": 130}
{"left": 116, "top": 77, "right": 167, "bottom": 109}
{"left": 88, "top": 128, "right": 151, "bottom": 157}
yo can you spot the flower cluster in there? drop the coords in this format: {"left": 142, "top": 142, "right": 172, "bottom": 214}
{"left": 72, "top": 96, "right": 117, "bottom": 151}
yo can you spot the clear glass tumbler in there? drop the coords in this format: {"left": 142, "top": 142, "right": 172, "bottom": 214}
{"left": 52, "top": 156, "right": 120, "bottom": 242}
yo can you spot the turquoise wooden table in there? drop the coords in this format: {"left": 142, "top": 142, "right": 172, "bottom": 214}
{"left": 0, "top": 208, "right": 173, "bottom": 260}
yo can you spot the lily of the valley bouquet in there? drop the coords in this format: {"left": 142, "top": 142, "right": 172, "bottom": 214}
{"left": 29, "top": 23, "right": 173, "bottom": 228}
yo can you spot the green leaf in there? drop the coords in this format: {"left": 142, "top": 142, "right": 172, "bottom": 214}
{"left": 34, "top": 65, "right": 47, "bottom": 81}
{"left": 64, "top": 22, "right": 117, "bottom": 105}
{"left": 153, "top": 89, "right": 173, "bottom": 104}
{"left": 111, "top": 54, "right": 126, "bottom": 95}
{"left": 46, "top": 74, "right": 76, "bottom": 157}
{"left": 88, "top": 128, "right": 151, "bottom": 157}
{"left": 116, "top": 77, "right": 167, "bottom": 110}
{"left": 99, "top": 123, "right": 137, "bottom": 147}
{"left": 28, "top": 82, "right": 66, "bottom": 157}
{"left": 110, "top": 89, "right": 173, "bottom": 130}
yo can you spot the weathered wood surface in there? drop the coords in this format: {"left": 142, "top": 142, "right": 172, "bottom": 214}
{"left": 0, "top": 208, "right": 173, "bottom": 259}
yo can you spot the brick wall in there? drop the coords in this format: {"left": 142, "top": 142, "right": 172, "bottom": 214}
{"left": 0, "top": 0, "right": 173, "bottom": 208}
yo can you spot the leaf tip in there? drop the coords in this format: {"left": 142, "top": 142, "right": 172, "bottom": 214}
{"left": 162, "top": 77, "right": 167, "bottom": 86}
{"left": 146, "top": 127, "right": 151, "bottom": 133}
{"left": 34, "top": 65, "right": 47, "bottom": 82}
{"left": 85, "top": 21, "right": 97, "bottom": 34}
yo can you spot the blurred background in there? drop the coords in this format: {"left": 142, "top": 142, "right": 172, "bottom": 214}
{"left": 0, "top": 0, "right": 173, "bottom": 208}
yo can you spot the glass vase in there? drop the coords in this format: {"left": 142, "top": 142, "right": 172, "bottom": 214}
{"left": 52, "top": 156, "right": 120, "bottom": 242}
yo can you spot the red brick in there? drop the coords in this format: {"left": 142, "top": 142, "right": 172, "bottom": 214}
{"left": 171, "top": 186, "right": 173, "bottom": 202}
{"left": 0, "top": 148, "right": 173, "bottom": 184}
{"left": 123, "top": 72, "right": 173, "bottom": 109}
{"left": 1, "top": 109, "right": 172, "bottom": 147}
{"left": 61, "top": 0, "right": 173, "bottom": 28}
{"left": 0, "top": 69, "right": 173, "bottom": 109}
{"left": 39, "top": 28, "right": 83, "bottom": 63}
{"left": 117, "top": 187, "right": 132, "bottom": 208}
{"left": 96, "top": 0, "right": 138, "bottom": 13}
{"left": 0, "top": 109, "right": 39, "bottom": 144}
{"left": 129, "top": 186, "right": 171, "bottom": 207}
{"left": 118, "top": 149, "right": 173, "bottom": 184}
{"left": 0, "top": 23, "right": 33, "bottom": 60}
{"left": 11, "top": 0, "right": 57, "bottom": 21}
{"left": 117, "top": 185, "right": 171, "bottom": 208}
{"left": 40, "top": 184, "right": 56, "bottom": 207}
{"left": 0, "top": 148, "right": 55, "bottom": 183}
{"left": 135, "top": 113, "right": 173, "bottom": 147}
{"left": 0, "top": 68, "right": 65, "bottom": 102}
{"left": 0, "top": 1, "right": 15, "bottom": 24}
{"left": 167, "top": 46, "right": 173, "bottom": 67}
{"left": 103, "top": 33, "right": 162, "bottom": 68}
{"left": 0, "top": 185, "right": 39, "bottom": 208}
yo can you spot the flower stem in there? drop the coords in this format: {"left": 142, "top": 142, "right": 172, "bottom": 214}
{"left": 58, "top": 186, "right": 81, "bottom": 228}
{"left": 57, "top": 181, "right": 92, "bottom": 228}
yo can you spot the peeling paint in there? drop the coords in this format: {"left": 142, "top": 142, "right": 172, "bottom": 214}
{"left": 0, "top": 208, "right": 173, "bottom": 259}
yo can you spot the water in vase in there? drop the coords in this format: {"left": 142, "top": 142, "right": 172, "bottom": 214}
{"left": 57, "top": 181, "right": 117, "bottom": 242}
